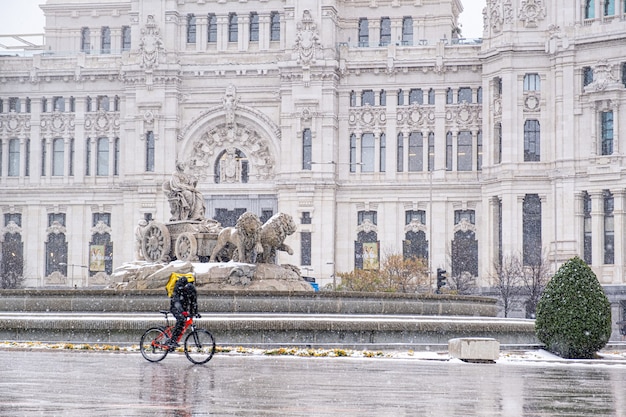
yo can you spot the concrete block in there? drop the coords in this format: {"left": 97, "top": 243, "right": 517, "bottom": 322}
{"left": 448, "top": 337, "right": 500, "bottom": 362}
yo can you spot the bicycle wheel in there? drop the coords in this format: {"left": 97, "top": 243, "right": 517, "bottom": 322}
{"left": 184, "top": 329, "right": 216, "bottom": 364}
{"left": 140, "top": 327, "right": 169, "bottom": 362}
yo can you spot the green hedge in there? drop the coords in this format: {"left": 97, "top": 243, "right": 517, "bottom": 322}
{"left": 535, "top": 257, "right": 612, "bottom": 359}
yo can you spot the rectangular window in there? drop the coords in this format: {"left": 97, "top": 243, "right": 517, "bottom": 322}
{"left": 622, "top": 62, "right": 626, "bottom": 87}
{"left": 301, "top": 212, "right": 312, "bottom": 224}
{"left": 406, "top": 210, "right": 426, "bottom": 225}
{"left": 409, "top": 88, "right": 423, "bottom": 105}
{"left": 408, "top": 132, "right": 423, "bottom": 171}
{"left": 93, "top": 212, "right": 111, "bottom": 227}
{"left": 446, "top": 132, "right": 453, "bottom": 170}
{"left": 97, "top": 137, "right": 109, "bottom": 176}
{"left": 8, "top": 97, "right": 20, "bottom": 113}
{"left": 585, "top": 0, "right": 595, "bottom": 18}
{"left": 53, "top": 96, "right": 64, "bottom": 112}
{"left": 601, "top": 111, "right": 614, "bottom": 155}
{"left": 146, "top": 131, "right": 155, "bottom": 172}
{"left": 114, "top": 137, "right": 119, "bottom": 176}
{"left": 523, "top": 73, "right": 541, "bottom": 91}
{"left": 402, "top": 17, "right": 413, "bottom": 46}
{"left": 380, "top": 17, "right": 391, "bottom": 46}
{"left": 380, "top": 133, "right": 386, "bottom": 172}
{"left": 455, "top": 210, "right": 475, "bottom": 225}
{"left": 428, "top": 89, "right": 435, "bottom": 105}
{"left": 604, "top": 190, "right": 614, "bottom": 264}
{"left": 8, "top": 139, "right": 20, "bottom": 177}
{"left": 249, "top": 12, "right": 259, "bottom": 42}
{"left": 583, "top": 192, "right": 592, "bottom": 264}
{"left": 458, "top": 87, "right": 473, "bottom": 103}
{"left": 361, "top": 133, "right": 375, "bottom": 172}
{"left": 604, "top": 0, "right": 615, "bottom": 15}
{"left": 41, "top": 139, "right": 47, "bottom": 176}
{"left": 122, "top": 26, "right": 131, "bottom": 51}
{"left": 397, "top": 133, "right": 404, "bottom": 172}
{"left": 301, "top": 231, "right": 312, "bottom": 266}
{"left": 187, "top": 14, "right": 197, "bottom": 43}
{"left": 69, "top": 138, "right": 74, "bottom": 176}
{"left": 428, "top": 132, "right": 434, "bottom": 171}
{"left": 477, "top": 130, "right": 483, "bottom": 171}
{"left": 495, "top": 123, "right": 502, "bottom": 164}
{"left": 350, "top": 134, "right": 357, "bottom": 173}
{"left": 446, "top": 88, "right": 454, "bottom": 104}
{"left": 522, "top": 194, "right": 542, "bottom": 266}
{"left": 101, "top": 26, "right": 111, "bottom": 54}
{"left": 4, "top": 213, "right": 22, "bottom": 227}
{"left": 379, "top": 90, "right": 386, "bottom": 106}
{"left": 81, "top": 27, "right": 90, "bottom": 53}
{"left": 583, "top": 67, "right": 594, "bottom": 87}
{"left": 270, "top": 12, "right": 280, "bottom": 41}
{"left": 208, "top": 14, "right": 217, "bottom": 43}
{"left": 397, "top": 89, "right": 404, "bottom": 105}
{"left": 85, "top": 138, "right": 91, "bottom": 176}
{"left": 358, "top": 18, "right": 369, "bottom": 47}
{"left": 358, "top": 210, "right": 377, "bottom": 225}
{"left": 97, "top": 96, "right": 110, "bottom": 111}
{"left": 302, "top": 128, "right": 312, "bottom": 170}
{"left": 361, "top": 90, "right": 375, "bottom": 106}
{"left": 52, "top": 138, "right": 64, "bottom": 176}
{"left": 457, "top": 131, "right": 473, "bottom": 171}
{"left": 25, "top": 139, "right": 30, "bottom": 176}
{"left": 229, "top": 13, "right": 238, "bottom": 42}
{"left": 524, "top": 119, "right": 541, "bottom": 161}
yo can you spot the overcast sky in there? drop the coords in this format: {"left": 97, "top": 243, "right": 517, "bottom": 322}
{"left": 0, "top": 0, "right": 486, "bottom": 38}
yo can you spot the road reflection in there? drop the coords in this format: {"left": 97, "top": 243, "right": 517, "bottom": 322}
{"left": 1, "top": 350, "right": 625, "bottom": 416}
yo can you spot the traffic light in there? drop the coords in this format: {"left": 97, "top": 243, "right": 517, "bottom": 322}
{"left": 436, "top": 268, "right": 447, "bottom": 294}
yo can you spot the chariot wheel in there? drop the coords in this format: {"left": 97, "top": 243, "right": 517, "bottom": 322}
{"left": 175, "top": 232, "right": 198, "bottom": 262}
{"left": 142, "top": 222, "right": 171, "bottom": 262}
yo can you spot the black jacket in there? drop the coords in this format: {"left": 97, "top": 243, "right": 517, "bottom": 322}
{"left": 170, "top": 276, "right": 198, "bottom": 316}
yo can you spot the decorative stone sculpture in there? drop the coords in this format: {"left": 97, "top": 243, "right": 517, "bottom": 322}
{"left": 257, "top": 213, "right": 297, "bottom": 264}
{"left": 163, "top": 161, "right": 206, "bottom": 221}
{"left": 209, "top": 212, "right": 263, "bottom": 263}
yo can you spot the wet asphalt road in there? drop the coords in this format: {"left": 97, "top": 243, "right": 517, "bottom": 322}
{"left": 1, "top": 349, "right": 626, "bottom": 417}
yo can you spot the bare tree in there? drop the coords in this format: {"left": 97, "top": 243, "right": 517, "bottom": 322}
{"left": 492, "top": 255, "right": 523, "bottom": 318}
{"left": 447, "top": 271, "right": 477, "bottom": 295}
{"left": 521, "top": 251, "right": 552, "bottom": 319}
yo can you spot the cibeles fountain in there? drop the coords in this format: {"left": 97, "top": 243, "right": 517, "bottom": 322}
{"left": 111, "top": 161, "right": 313, "bottom": 292}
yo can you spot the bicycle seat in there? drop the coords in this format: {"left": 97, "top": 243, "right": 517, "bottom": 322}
{"left": 159, "top": 310, "right": 169, "bottom": 316}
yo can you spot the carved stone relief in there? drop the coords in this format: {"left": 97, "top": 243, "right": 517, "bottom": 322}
{"left": 138, "top": 15, "right": 164, "bottom": 70}
{"left": 518, "top": 0, "right": 546, "bottom": 28}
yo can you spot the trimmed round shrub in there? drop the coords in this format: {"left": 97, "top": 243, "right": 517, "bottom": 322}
{"left": 535, "top": 256, "right": 612, "bottom": 359}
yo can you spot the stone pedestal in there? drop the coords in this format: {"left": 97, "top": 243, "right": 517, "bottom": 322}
{"left": 448, "top": 337, "right": 500, "bottom": 363}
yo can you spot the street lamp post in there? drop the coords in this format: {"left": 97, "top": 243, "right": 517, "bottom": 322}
{"left": 59, "top": 263, "right": 89, "bottom": 288}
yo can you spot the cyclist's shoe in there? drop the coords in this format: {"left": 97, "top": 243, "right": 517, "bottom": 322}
{"left": 166, "top": 339, "right": 179, "bottom": 351}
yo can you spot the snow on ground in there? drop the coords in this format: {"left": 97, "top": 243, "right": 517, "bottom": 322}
{"left": 1, "top": 341, "right": 625, "bottom": 365}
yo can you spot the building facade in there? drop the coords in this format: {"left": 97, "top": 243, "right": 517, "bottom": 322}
{"left": 0, "top": 0, "right": 625, "bottom": 312}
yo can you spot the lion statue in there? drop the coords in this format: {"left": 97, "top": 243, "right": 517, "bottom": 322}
{"left": 257, "top": 213, "right": 297, "bottom": 264}
{"left": 209, "top": 212, "right": 263, "bottom": 263}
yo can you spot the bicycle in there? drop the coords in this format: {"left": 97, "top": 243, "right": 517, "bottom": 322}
{"left": 140, "top": 310, "right": 216, "bottom": 364}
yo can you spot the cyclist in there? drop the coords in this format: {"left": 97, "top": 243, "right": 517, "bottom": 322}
{"left": 167, "top": 273, "right": 198, "bottom": 349}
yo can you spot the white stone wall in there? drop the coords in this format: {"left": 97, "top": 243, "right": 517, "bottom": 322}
{"left": 0, "top": 0, "right": 625, "bottom": 292}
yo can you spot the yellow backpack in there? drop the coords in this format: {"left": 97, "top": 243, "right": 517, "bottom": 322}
{"left": 166, "top": 272, "right": 195, "bottom": 298}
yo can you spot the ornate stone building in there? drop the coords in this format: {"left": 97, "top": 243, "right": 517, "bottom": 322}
{"left": 0, "top": 0, "right": 625, "bottom": 312}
